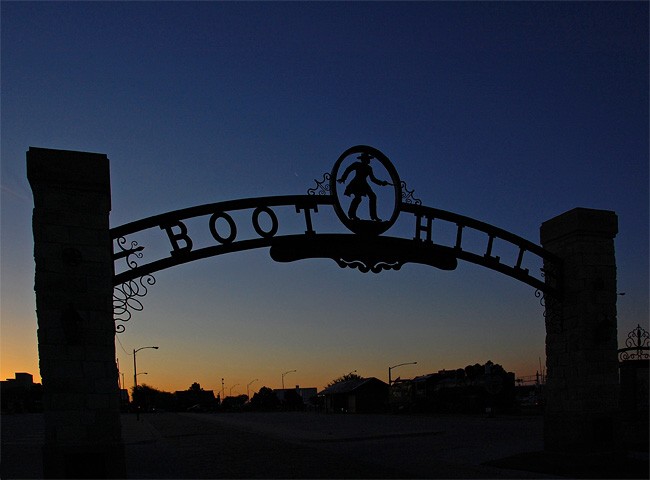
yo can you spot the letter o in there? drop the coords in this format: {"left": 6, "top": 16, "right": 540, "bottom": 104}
{"left": 252, "top": 206, "right": 278, "bottom": 238}
{"left": 209, "top": 211, "right": 237, "bottom": 244}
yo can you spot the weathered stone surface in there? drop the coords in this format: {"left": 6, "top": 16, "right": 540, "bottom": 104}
{"left": 541, "top": 207, "right": 620, "bottom": 455}
{"left": 28, "top": 147, "right": 124, "bottom": 478}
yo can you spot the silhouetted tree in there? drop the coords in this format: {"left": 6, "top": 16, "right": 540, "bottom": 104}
{"left": 326, "top": 372, "right": 362, "bottom": 388}
{"left": 282, "top": 389, "right": 304, "bottom": 411}
{"left": 176, "top": 383, "right": 218, "bottom": 411}
{"left": 464, "top": 363, "right": 483, "bottom": 379}
{"left": 250, "top": 386, "right": 279, "bottom": 411}
{"left": 132, "top": 384, "right": 175, "bottom": 412}
{"left": 222, "top": 394, "right": 248, "bottom": 411}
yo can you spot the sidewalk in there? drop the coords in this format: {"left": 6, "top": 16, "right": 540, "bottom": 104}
{"left": 121, "top": 413, "right": 161, "bottom": 444}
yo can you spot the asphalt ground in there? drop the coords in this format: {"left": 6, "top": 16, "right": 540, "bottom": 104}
{"left": 123, "top": 411, "right": 551, "bottom": 479}
{"left": 2, "top": 412, "right": 648, "bottom": 479}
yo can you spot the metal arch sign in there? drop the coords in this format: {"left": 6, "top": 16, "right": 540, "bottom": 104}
{"left": 111, "top": 145, "right": 562, "bottom": 332}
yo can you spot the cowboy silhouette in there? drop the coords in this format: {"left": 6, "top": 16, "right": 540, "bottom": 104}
{"left": 337, "top": 152, "right": 389, "bottom": 221}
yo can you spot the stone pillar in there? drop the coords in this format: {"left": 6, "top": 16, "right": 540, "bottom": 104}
{"left": 27, "top": 147, "right": 125, "bottom": 478}
{"left": 540, "top": 207, "right": 620, "bottom": 455}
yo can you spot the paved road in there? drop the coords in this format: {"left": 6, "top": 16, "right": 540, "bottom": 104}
{"left": 5, "top": 411, "right": 645, "bottom": 478}
{"left": 140, "top": 411, "right": 550, "bottom": 479}
{"left": 3, "top": 411, "right": 548, "bottom": 478}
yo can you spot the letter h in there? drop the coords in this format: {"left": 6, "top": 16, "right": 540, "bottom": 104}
{"left": 414, "top": 213, "right": 433, "bottom": 243}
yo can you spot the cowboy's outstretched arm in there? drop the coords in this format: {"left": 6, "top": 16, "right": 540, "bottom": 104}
{"left": 369, "top": 170, "right": 388, "bottom": 186}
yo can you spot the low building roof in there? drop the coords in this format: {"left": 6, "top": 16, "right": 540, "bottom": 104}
{"left": 319, "top": 377, "right": 387, "bottom": 395}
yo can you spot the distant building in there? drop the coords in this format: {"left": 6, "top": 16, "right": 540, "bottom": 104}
{"left": 274, "top": 385, "right": 318, "bottom": 405}
{"left": 319, "top": 377, "right": 388, "bottom": 413}
{"left": 119, "top": 389, "right": 130, "bottom": 411}
{"left": 389, "top": 362, "right": 516, "bottom": 414}
{"left": 175, "top": 388, "right": 218, "bottom": 411}
{"left": 1, "top": 372, "right": 43, "bottom": 413}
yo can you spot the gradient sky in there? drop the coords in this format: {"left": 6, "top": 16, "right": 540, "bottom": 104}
{"left": 1, "top": 2, "right": 648, "bottom": 396}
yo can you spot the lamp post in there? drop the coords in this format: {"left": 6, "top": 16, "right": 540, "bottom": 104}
{"left": 132, "top": 346, "right": 158, "bottom": 421}
{"left": 282, "top": 370, "right": 296, "bottom": 390}
{"left": 388, "top": 361, "right": 417, "bottom": 386}
{"left": 247, "top": 379, "right": 258, "bottom": 401}
{"left": 133, "top": 346, "right": 159, "bottom": 390}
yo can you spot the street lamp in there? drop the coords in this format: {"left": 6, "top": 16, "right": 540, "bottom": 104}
{"left": 388, "top": 361, "right": 417, "bottom": 386}
{"left": 282, "top": 370, "right": 296, "bottom": 390}
{"left": 247, "top": 379, "right": 258, "bottom": 401}
{"left": 133, "top": 346, "right": 159, "bottom": 390}
{"left": 230, "top": 384, "right": 239, "bottom": 396}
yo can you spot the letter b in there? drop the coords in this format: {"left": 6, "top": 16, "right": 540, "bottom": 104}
{"left": 160, "top": 220, "right": 193, "bottom": 256}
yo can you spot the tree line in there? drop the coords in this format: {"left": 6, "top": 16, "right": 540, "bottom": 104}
{"left": 129, "top": 383, "right": 308, "bottom": 412}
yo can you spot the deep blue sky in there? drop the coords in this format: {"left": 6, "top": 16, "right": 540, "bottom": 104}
{"left": 2, "top": 1, "right": 647, "bottom": 393}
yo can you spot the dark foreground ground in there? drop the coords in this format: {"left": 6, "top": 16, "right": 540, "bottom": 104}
{"left": 2, "top": 412, "right": 648, "bottom": 479}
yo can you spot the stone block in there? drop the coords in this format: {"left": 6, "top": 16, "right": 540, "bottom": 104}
{"left": 48, "top": 392, "right": 86, "bottom": 411}
{"left": 32, "top": 223, "right": 72, "bottom": 243}
{"left": 27, "top": 147, "right": 110, "bottom": 192}
{"left": 86, "top": 393, "right": 112, "bottom": 410}
{"left": 82, "top": 361, "right": 107, "bottom": 378}
{"left": 38, "top": 210, "right": 110, "bottom": 230}
{"left": 95, "top": 376, "right": 120, "bottom": 394}
{"left": 540, "top": 208, "right": 618, "bottom": 242}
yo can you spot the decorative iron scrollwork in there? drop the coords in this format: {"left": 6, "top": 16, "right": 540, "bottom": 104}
{"left": 336, "top": 258, "right": 404, "bottom": 273}
{"left": 618, "top": 324, "right": 650, "bottom": 361}
{"left": 114, "top": 236, "right": 145, "bottom": 270}
{"left": 400, "top": 181, "right": 421, "bottom": 205}
{"left": 113, "top": 236, "right": 155, "bottom": 333}
{"left": 307, "top": 172, "right": 331, "bottom": 196}
{"left": 537, "top": 266, "right": 563, "bottom": 332}
{"left": 535, "top": 287, "right": 546, "bottom": 309}
{"left": 113, "top": 275, "right": 156, "bottom": 333}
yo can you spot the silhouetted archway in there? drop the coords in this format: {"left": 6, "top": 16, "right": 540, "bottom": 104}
{"left": 28, "top": 145, "right": 620, "bottom": 478}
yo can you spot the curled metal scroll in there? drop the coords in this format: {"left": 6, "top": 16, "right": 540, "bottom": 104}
{"left": 400, "top": 181, "right": 421, "bottom": 205}
{"left": 115, "top": 236, "right": 145, "bottom": 270}
{"left": 536, "top": 266, "right": 563, "bottom": 332}
{"left": 535, "top": 288, "right": 545, "bottom": 309}
{"left": 336, "top": 258, "right": 404, "bottom": 273}
{"left": 307, "top": 172, "right": 331, "bottom": 196}
{"left": 113, "top": 275, "right": 156, "bottom": 333}
{"left": 113, "top": 236, "right": 155, "bottom": 333}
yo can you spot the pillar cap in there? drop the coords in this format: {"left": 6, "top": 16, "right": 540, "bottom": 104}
{"left": 541, "top": 207, "right": 618, "bottom": 244}
{"left": 27, "top": 147, "right": 110, "bottom": 192}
